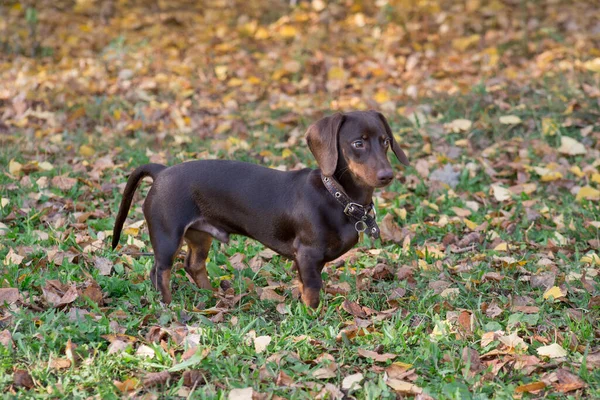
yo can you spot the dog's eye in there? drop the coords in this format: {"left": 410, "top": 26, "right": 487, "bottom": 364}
{"left": 352, "top": 140, "right": 365, "bottom": 149}
{"left": 383, "top": 138, "right": 391, "bottom": 147}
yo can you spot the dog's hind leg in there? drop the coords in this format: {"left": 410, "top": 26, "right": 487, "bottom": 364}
{"left": 148, "top": 227, "right": 182, "bottom": 304}
{"left": 184, "top": 230, "right": 213, "bottom": 290}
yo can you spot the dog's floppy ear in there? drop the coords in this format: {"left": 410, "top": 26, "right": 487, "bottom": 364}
{"left": 371, "top": 110, "right": 409, "bottom": 166}
{"left": 306, "top": 112, "right": 345, "bottom": 176}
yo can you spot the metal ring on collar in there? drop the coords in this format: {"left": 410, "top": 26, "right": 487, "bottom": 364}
{"left": 355, "top": 220, "right": 367, "bottom": 232}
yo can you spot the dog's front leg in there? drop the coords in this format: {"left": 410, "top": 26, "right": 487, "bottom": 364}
{"left": 295, "top": 248, "right": 325, "bottom": 309}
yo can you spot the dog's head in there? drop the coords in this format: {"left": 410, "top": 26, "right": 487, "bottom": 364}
{"left": 306, "top": 110, "right": 409, "bottom": 188}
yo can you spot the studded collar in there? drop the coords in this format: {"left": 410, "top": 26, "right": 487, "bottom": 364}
{"left": 321, "top": 174, "right": 380, "bottom": 239}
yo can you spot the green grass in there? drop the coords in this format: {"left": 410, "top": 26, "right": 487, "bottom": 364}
{"left": 1, "top": 80, "right": 600, "bottom": 399}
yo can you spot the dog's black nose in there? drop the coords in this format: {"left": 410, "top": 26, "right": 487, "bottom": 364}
{"left": 377, "top": 169, "right": 393, "bottom": 184}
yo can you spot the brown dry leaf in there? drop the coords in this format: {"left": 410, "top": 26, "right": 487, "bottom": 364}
{"left": 336, "top": 325, "right": 359, "bottom": 342}
{"left": 13, "top": 369, "right": 34, "bottom": 389}
{"left": 275, "top": 303, "right": 288, "bottom": 315}
{"left": 380, "top": 213, "right": 404, "bottom": 243}
{"left": 341, "top": 299, "right": 366, "bottom": 318}
{"left": 312, "top": 367, "right": 336, "bottom": 379}
{"left": 514, "top": 381, "right": 546, "bottom": 394}
{"left": 3, "top": 248, "right": 24, "bottom": 266}
{"left": 0, "top": 330, "right": 13, "bottom": 349}
{"left": 542, "top": 368, "right": 586, "bottom": 393}
{"left": 113, "top": 378, "right": 140, "bottom": 393}
{"left": 259, "top": 288, "right": 286, "bottom": 302}
{"left": 386, "top": 378, "right": 423, "bottom": 395}
{"left": 0, "top": 288, "right": 21, "bottom": 305}
{"left": 51, "top": 175, "right": 77, "bottom": 191}
{"left": 371, "top": 263, "right": 394, "bottom": 280}
{"left": 276, "top": 370, "right": 294, "bottom": 387}
{"left": 142, "top": 371, "right": 171, "bottom": 388}
{"left": 183, "top": 370, "right": 206, "bottom": 388}
{"left": 357, "top": 348, "right": 396, "bottom": 362}
{"left": 49, "top": 358, "right": 71, "bottom": 370}
{"left": 82, "top": 280, "right": 104, "bottom": 306}
{"left": 94, "top": 257, "right": 113, "bottom": 276}
{"left": 42, "top": 280, "right": 79, "bottom": 308}
{"left": 325, "top": 282, "right": 351, "bottom": 296}
{"left": 457, "top": 310, "right": 474, "bottom": 336}
{"left": 229, "top": 253, "right": 246, "bottom": 270}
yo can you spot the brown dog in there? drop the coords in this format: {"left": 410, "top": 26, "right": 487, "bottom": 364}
{"left": 112, "top": 111, "right": 408, "bottom": 308}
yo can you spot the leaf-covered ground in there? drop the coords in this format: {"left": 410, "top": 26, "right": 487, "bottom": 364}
{"left": 1, "top": 1, "right": 600, "bottom": 398}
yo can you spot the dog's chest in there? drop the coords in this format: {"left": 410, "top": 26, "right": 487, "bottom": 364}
{"left": 324, "top": 220, "right": 359, "bottom": 261}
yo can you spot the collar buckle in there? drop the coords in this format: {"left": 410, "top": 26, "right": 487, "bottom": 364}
{"left": 344, "top": 202, "right": 366, "bottom": 217}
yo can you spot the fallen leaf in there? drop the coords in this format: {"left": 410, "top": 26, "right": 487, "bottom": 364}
{"left": 543, "top": 286, "right": 567, "bottom": 300}
{"left": 558, "top": 136, "right": 586, "bottom": 156}
{"left": 542, "top": 118, "right": 559, "bottom": 136}
{"left": 13, "top": 369, "right": 34, "bottom": 389}
{"left": 537, "top": 343, "right": 567, "bottom": 359}
{"left": 0, "top": 330, "right": 13, "bottom": 349}
{"left": 0, "top": 288, "right": 21, "bottom": 305}
{"left": 576, "top": 186, "right": 600, "bottom": 201}
{"left": 386, "top": 378, "right": 422, "bottom": 395}
{"left": 3, "top": 248, "right": 24, "bottom": 266}
{"left": 113, "top": 378, "right": 139, "bottom": 393}
{"left": 259, "top": 288, "right": 285, "bottom": 302}
{"left": 142, "top": 371, "right": 171, "bottom": 388}
{"left": 491, "top": 184, "right": 512, "bottom": 202}
{"left": 499, "top": 115, "right": 522, "bottom": 124}
{"left": 342, "top": 299, "right": 367, "bottom": 318}
{"left": 312, "top": 367, "right": 336, "bottom": 379}
{"left": 515, "top": 381, "right": 546, "bottom": 393}
{"left": 342, "top": 372, "right": 364, "bottom": 391}
{"left": 94, "top": 257, "right": 113, "bottom": 275}
{"left": 357, "top": 348, "right": 396, "bottom": 362}
{"left": 446, "top": 118, "right": 472, "bottom": 133}
{"left": 254, "top": 335, "right": 271, "bottom": 354}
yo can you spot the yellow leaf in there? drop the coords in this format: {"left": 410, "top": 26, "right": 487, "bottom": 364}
{"left": 570, "top": 166, "right": 585, "bottom": 178}
{"left": 394, "top": 208, "right": 407, "bottom": 220}
{"left": 493, "top": 242, "right": 508, "bottom": 251}
{"left": 446, "top": 119, "right": 472, "bottom": 133}
{"left": 537, "top": 343, "right": 567, "bottom": 358}
{"left": 281, "top": 149, "right": 293, "bottom": 158}
{"left": 542, "top": 118, "right": 559, "bottom": 136}
{"left": 580, "top": 253, "right": 600, "bottom": 265}
{"left": 279, "top": 25, "right": 298, "bottom": 38}
{"left": 38, "top": 161, "right": 54, "bottom": 171}
{"left": 214, "top": 65, "right": 228, "bottom": 80}
{"left": 491, "top": 184, "right": 512, "bottom": 202}
{"left": 558, "top": 136, "right": 587, "bottom": 156}
{"left": 9, "top": 159, "right": 22, "bottom": 175}
{"left": 576, "top": 186, "right": 600, "bottom": 202}
{"left": 543, "top": 286, "right": 566, "bottom": 300}
{"left": 452, "top": 34, "right": 480, "bottom": 51}
{"left": 327, "top": 66, "right": 346, "bottom": 80}
{"left": 591, "top": 173, "right": 600, "bottom": 184}
{"left": 374, "top": 90, "right": 390, "bottom": 104}
{"left": 499, "top": 115, "right": 522, "bottom": 124}
{"left": 79, "top": 145, "right": 95, "bottom": 157}
{"left": 463, "top": 218, "right": 478, "bottom": 230}
{"left": 0, "top": 198, "right": 8, "bottom": 208}
{"left": 583, "top": 57, "right": 600, "bottom": 73}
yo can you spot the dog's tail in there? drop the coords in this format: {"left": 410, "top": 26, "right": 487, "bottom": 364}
{"left": 112, "top": 163, "right": 166, "bottom": 250}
